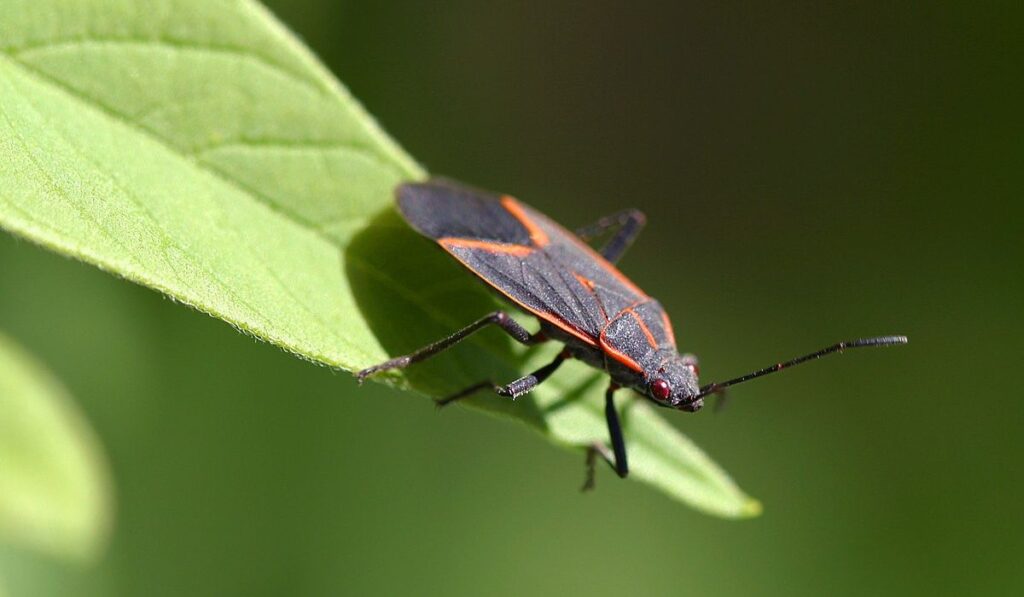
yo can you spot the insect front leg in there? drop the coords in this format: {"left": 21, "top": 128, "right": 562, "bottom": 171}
{"left": 356, "top": 311, "right": 543, "bottom": 382}
{"left": 582, "top": 383, "right": 629, "bottom": 490}
{"left": 574, "top": 209, "right": 646, "bottom": 264}
{"left": 435, "top": 351, "right": 568, "bottom": 408}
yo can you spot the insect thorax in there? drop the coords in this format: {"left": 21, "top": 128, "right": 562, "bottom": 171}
{"left": 541, "top": 322, "right": 647, "bottom": 389}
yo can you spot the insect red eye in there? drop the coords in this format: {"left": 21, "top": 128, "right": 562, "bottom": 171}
{"left": 651, "top": 379, "right": 671, "bottom": 401}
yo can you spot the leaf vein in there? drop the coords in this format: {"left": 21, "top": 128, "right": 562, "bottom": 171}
{"left": 6, "top": 37, "right": 324, "bottom": 98}
{"left": 1, "top": 57, "right": 367, "bottom": 366}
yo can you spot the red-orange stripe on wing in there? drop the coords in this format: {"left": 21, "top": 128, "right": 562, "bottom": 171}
{"left": 501, "top": 196, "right": 550, "bottom": 247}
{"left": 572, "top": 272, "right": 610, "bottom": 322}
{"left": 437, "top": 240, "right": 599, "bottom": 347}
{"left": 661, "top": 311, "right": 676, "bottom": 347}
{"left": 598, "top": 328, "right": 645, "bottom": 373}
{"left": 628, "top": 309, "right": 659, "bottom": 350}
{"left": 439, "top": 237, "right": 533, "bottom": 257}
{"left": 563, "top": 228, "right": 647, "bottom": 299}
{"left": 572, "top": 272, "right": 595, "bottom": 290}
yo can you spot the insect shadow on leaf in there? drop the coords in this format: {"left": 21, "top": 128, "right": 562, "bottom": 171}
{"left": 344, "top": 207, "right": 550, "bottom": 429}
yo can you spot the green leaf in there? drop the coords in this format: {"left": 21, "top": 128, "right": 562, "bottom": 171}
{"left": 0, "top": 331, "right": 112, "bottom": 561}
{"left": 0, "top": 0, "right": 758, "bottom": 517}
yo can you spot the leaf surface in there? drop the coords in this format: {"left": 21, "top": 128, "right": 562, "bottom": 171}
{"left": 0, "top": 0, "right": 758, "bottom": 517}
{"left": 0, "top": 331, "right": 112, "bottom": 561}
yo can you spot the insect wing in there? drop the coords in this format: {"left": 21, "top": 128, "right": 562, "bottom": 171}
{"left": 397, "top": 179, "right": 532, "bottom": 247}
{"left": 396, "top": 179, "right": 653, "bottom": 347}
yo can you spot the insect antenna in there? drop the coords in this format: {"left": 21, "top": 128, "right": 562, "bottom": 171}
{"left": 696, "top": 335, "right": 907, "bottom": 399}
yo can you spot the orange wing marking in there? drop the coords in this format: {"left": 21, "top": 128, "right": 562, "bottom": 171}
{"left": 628, "top": 309, "right": 659, "bottom": 350}
{"left": 438, "top": 239, "right": 598, "bottom": 347}
{"left": 573, "top": 272, "right": 609, "bottom": 322}
{"left": 661, "top": 311, "right": 676, "bottom": 347}
{"left": 599, "top": 333, "right": 645, "bottom": 373}
{"left": 501, "top": 196, "right": 550, "bottom": 247}
{"left": 439, "top": 237, "right": 533, "bottom": 257}
{"left": 564, "top": 230, "right": 647, "bottom": 299}
{"left": 572, "top": 272, "right": 595, "bottom": 290}
{"left": 598, "top": 304, "right": 647, "bottom": 373}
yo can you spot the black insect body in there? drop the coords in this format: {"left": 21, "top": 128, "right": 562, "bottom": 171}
{"left": 358, "top": 178, "right": 906, "bottom": 486}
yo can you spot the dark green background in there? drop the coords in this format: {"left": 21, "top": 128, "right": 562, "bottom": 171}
{"left": 1, "top": 1, "right": 1020, "bottom": 595}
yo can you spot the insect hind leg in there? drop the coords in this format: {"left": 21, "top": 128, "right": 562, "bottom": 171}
{"left": 435, "top": 352, "right": 567, "bottom": 408}
{"left": 575, "top": 209, "right": 646, "bottom": 264}
{"left": 582, "top": 384, "right": 629, "bottom": 490}
{"left": 356, "top": 311, "right": 542, "bottom": 382}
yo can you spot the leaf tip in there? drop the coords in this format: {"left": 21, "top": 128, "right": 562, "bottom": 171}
{"left": 739, "top": 497, "right": 763, "bottom": 518}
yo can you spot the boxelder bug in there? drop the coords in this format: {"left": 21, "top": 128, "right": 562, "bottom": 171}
{"left": 358, "top": 178, "right": 906, "bottom": 488}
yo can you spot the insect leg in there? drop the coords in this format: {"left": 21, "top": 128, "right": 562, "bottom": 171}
{"left": 574, "top": 209, "right": 646, "bottom": 264}
{"left": 582, "top": 383, "right": 629, "bottom": 490}
{"left": 435, "top": 351, "right": 567, "bottom": 408}
{"left": 356, "top": 311, "right": 543, "bottom": 382}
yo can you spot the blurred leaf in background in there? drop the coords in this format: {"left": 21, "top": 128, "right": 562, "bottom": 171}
{"left": 0, "top": 331, "right": 112, "bottom": 562}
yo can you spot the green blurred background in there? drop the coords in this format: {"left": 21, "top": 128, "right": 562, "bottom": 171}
{"left": 1, "top": 1, "right": 1021, "bottom": 595}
